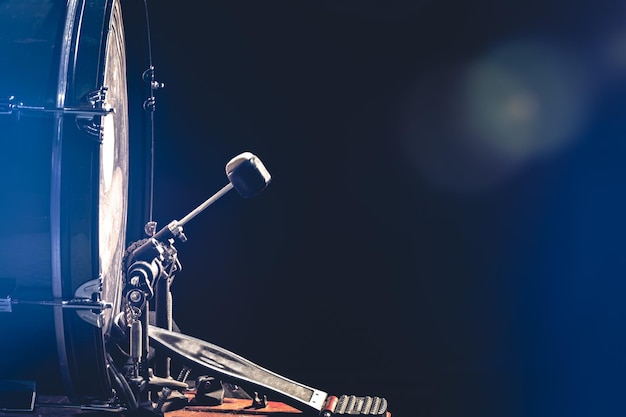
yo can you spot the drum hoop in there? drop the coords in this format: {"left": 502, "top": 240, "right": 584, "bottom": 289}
{"left": 51, "top": 0, "right": 81, "bottom": 400}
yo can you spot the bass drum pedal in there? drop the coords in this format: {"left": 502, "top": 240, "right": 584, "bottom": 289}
{"left": 149, "top": 325, "right": 390, "bottom": 417}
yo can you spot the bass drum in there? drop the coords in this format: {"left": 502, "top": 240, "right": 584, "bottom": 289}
{"left": 0, "top": 0, "right": 150, "bottom": 406}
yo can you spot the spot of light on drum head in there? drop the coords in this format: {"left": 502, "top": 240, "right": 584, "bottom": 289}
{"left": 101, "top": 114, "right": 115, "bottom": 192}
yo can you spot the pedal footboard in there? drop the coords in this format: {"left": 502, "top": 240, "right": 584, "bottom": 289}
{"left": 148, "top": 326, "right": 389, "bottom": 416}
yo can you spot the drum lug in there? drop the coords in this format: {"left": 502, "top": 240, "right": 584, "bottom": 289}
{"left": 0, "top": 96, "right": 21, "bottom": 118}
{"left": 75, "top": 117, "right": 105, "bottom": 141}
{"left": 75, "top": 87, "right": 112, "bottom": 142}
{"left": 0, "top": 296, "right": 12, "bottom": 313}
{"left": 84, "top": 87, "right": 109, "bottom": 108}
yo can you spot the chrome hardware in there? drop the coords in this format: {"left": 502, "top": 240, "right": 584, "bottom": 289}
{"left": 75, "top": 87, "right": 113, "bottom": 140}
{"left": 0, "top": 297, "right": 11, "bottom": 313}
{"left": 142, "top": 66, "right": 165, "bottom": 112}
{"left": 1, "top": 278, "right": 112, "bottom": 328}
{"left": 1, "top": 94, "right": 114, "bottom": 118}
{"left": 4, "top": 298, "right": 111, "bottom": 309}
{"left": 74, "top": 278, "right": 110, "bottom": 327}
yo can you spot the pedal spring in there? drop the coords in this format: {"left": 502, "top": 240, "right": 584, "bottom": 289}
{"left": 176, "top": 366, "right": 192, "bottom": 383}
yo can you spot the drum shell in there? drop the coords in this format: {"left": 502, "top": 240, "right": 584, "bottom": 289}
{"left": 0, "top": 0, "right": 150, "bottom": 403}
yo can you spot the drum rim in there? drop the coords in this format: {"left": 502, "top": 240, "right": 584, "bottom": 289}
{"left": 50, "top": 0, "right": 81, "bottom": 400}
{"left": 51, "top": 0, "right": 129, "bottom": 403}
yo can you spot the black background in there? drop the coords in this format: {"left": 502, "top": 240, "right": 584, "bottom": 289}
{"left": 141, "top": 1, "right": 626, "bottom": 416}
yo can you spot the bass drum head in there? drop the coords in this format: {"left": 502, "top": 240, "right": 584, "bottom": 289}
{"left": 99, "top": 0, "right": 129, "bottom": 338}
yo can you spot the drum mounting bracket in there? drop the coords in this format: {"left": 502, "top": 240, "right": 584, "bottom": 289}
{"left": 1, "top": 90, "right": 115, "bottom": 142}
{"left": 0, "top": 94, "right": 114, "bottom": 120}
{"left": 142, "top": 66, "right": 165, "bottom": 112}
{"left": 1, "top": 277, "right": 112, "bottom": 328}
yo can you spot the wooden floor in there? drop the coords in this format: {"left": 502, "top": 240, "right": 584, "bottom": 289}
{"left": 0, "top": 393, "right": 304, "bottom": 417}
{"left": 168, "top": 397, "right": 302, "bottom": 417}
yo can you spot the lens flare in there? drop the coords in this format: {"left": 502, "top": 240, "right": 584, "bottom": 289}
{"left": 397, "top": 38, "right": 592, "bottom": 194}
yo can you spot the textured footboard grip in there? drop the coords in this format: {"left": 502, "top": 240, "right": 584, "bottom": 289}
{"left": 322, "top": 396, "right": 339, "bottom": 415}
{"left": 332, "top": 395, "right": 388, "bottom": 416}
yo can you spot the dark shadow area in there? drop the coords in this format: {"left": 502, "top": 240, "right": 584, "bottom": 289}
{"left": 140, "top": 1, "right": 626, "bottom": 416}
